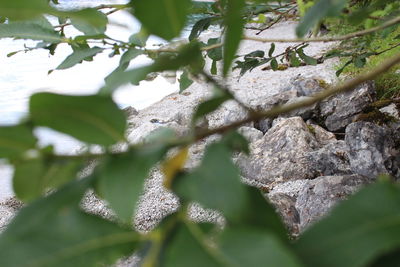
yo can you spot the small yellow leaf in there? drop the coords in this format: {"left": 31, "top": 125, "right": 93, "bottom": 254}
{"left": 162, "top": 147, "right": 189, "bottom": 188}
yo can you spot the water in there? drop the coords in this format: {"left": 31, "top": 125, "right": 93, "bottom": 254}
{"left": 0, "top": 0, "right": 205, "bottom": 199}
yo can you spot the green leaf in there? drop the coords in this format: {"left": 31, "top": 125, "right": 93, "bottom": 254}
{"left": 296, "top": 0, "right": 347, "bottom": 37}
{"left": 207, "top": 38, "right": 223, "bottom": 61}
{"left": 56, "top": 47, "right": 104, "bottom": 70}
{"left": 30, "top": 93, "right": 126, "bottom": 146}
{"left": 131, "top": 0, "right": 191, "bottom": 40}
{"left": 129, "top": 27, "right": 149, "bottom": 47}
{"left": 354, "top": 56, "right": 366, "bottom": 68}
{"left": 192, "top": 90, "right": 232, "bottom": 124}
{"left": 289, "top": 51, "right": 302, "bottom": 67}
{"left": 219, "top": 228, "right": 303, "bottom": 267}
{"left": 0, "top": 178, "right": 138, "bottom": 267}
{"left": 223, "top": 0, "right": 245, "bottom": 75}
{"left": 335, "top": 59, "right": 352, "bottom": 77}
{"left": 0, "top": 124, "right": 36, "bottom": 159}
{"left": 13, "top": 157, "right": 84, "bottom": 202}
{"left": 0, "top": 0, "right": 52, "bottom": 20}
{"left": 175, "top": 142, "right": 247, "bottom": 222}
{"left": 0, "top": 21, "right": 62, "bottom": 42}
{"left": 163, "top": 222, "right": 221, "bottom": 267}
{"left": 189, "top": 17, "right": 212, "bottom": 41}
{"left": 13, "top": 158, "right": 45, "bottom": 202}
{"left": 179, "top": 70, "right": 193, "bottom": 93}
{"left": 97, "top": 146, "right": 168, "bottom": 223}
{"left": 102, "top": 42, "right": 202, "bottom": 93}
{"left": 270, "top": 58, "right": 278, "bottom": 70}
{"left": 268, "top": 43, "right": 275, "bottom": 57}
{"left": 297, "top": 48, "right": 317, "bottom": 65}
{"left": 70, "top": 9, "right": 108, "bottom": 35}
{"left": 211, "top": 60, "right": 218, "bottom": 75}
{"left": 119, "top": 48, "right": 144, "bottom": 68}
{"left": 294, "top": 181, "right": 400, "bottom": 267}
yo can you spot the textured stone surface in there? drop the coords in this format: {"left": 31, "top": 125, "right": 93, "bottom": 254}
{"left": 238, "top": 126, "right": 264, "bottom": 143}
{"left": 379, "top": 103, "right": 400, "bottom": 120}
{"left": 307, "top": 141, "right": 352, "bottom": 176}
{"left": 0, "top": 197, "right": 23, "bottom": 232}
{"left": 320, "top": 81, "right": 376, "bottom": 131}
{"left": 237, "top": 117, "right": 320, "bottom": 186}
{"left": 345, "top": 121, "right": 400, "bottom": 179}
{"left": 295, "top": 175, "right": 373, "bottom": 231}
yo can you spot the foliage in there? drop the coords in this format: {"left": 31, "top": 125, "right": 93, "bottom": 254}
{"left": 0, "top": 0, "right": 399, "bottom": 266}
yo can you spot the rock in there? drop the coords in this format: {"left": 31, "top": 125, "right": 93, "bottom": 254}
{"left": 306, "top": 120, "right": 336, "bottom": 146}
{"left": 0, "top": 197, "right": 23, "bottom": 232}
{"left": 237, "top": 117, "right": 320, "bottom": 186}
{"left": 379, "top": 103, "right": 400, "bottom": 120}
{"left": 282, "top": 76, "right": 327, "bottom": 97}
{"left": 319, "top": 81, "right": 376, "bottom": 131}
{"left": 238, "top": 126, "right": 263, "bottom": 143}
{"left": 345, "top": 121, "right": 400, "bottom": 179}
{"left": 123, "top": 106, "right": 139, "bottom": 117}
{"left": 268, "top": 193, "right": 300, "bottom": 236}
{"left": 206, "top": 100, "right": 251, "bottom": 129}
{"left": 307, "top": 141, "right": 353, "bottom": 176}
{"left": 283, "top": 96, "right": 317, "bottom": 120}
{"left": 295, "top": 174, "right": 373, "bottom": 232}
{"left": 253, "top": 118, "right": 272, "bottom": 134}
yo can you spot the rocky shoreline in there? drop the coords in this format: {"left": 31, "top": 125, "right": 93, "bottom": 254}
{"left": 1, "top": 20, "right": 399, "bottom": 266}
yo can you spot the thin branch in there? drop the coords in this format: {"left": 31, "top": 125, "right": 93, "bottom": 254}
{"left": 195, "top": 51, "right": 400, "bottom": 140}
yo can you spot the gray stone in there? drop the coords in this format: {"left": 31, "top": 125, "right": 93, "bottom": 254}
{"left": 345, "top": 121, "right": 400, "bottom": 179}
{"left": 282, "top": 76, "right": 327, "bottom": 97}
{"left": 238, "top": 126, "right": 263, "bottom": 143}
{"left": 379, "top": 103, "right": 400, "bottom": 120}
{"left": 253, "top": 118, "right": 272, "bottom": 134}
{"left": 0, "top": 197, "right": 23, "bottom": 232}
{"left": 269, "top": 193, "right": 300, "bottom": 236}
{"left": 296, "top": 174, "right": 373, "bottom": 232}
{"left": 306, "top": 121, "right": 337, "bottom": 146}
{"left": 123, "top": 106, "right": 139, "bottom": 117}
{"left": 319, "top": 81, "right": 376, "bottom": 131}
{"left": 237, "top": 117, "right": 320, "bottom": 186}
{"left": 283, "top": 96, "right": 317, "bottom": 120}
{"left": 307, "top": 141, "right": 353, "bottom": 176}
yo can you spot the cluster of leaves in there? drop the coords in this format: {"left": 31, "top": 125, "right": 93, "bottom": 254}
{"left": 323, "top": 0, "right": 400, "bottom": 76}
{"left": 0, "top": 0, "right": 400, "bottom": 266}
{"left": 234, "top": 43, "right": 318, "bottom": 76}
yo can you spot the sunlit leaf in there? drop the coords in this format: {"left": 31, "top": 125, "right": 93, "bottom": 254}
{"left": 179, "top": 69, "right": 193, "bottom": 93}
{"left": 70, "top": 9, "right": 108, "bottom": 35}
{"left": 0, "top": 21, "right": 62, "bottom": 42}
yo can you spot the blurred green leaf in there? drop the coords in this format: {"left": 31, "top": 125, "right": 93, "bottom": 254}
{"left": 192, "top": 90, "right": 232, "bottom": 124}
{"left": 179, "top": 69, "right": 193, "bottom": 93}
{"left": 13, "top": 157, "right": 83, "bottom": 202}
{"left": 97, "top": 146, "right": 168, "bottom": 223}
{"left": 102, "top": 42, "right": 202, "bottom": 93}
{"left": 56, "top": 47, "right": 104, "bottom": 70}
{"left": 0, "top": 21, "right": 62, "bottom": 42}
{"left": 211, "top": 60, "right": 218, "bottom": 75}
{"left": 0, "top": 124, "right": 36, "bottom": 159}
{"left": 70, "top": 9, "right": 108, "bottom": 35}
{"left": 30, "top": 93, "right": 126, "bottom": 145}
{"left": 0, "top": 178, "right": 138, "bottom": 267}
{"left": 0, "top": 0, "right": 52, "bottom": 20}
{"left": 129, "top": 27, "right": 149, "bottom": 47}
{"left": 131, "top": 0, "right": 191, "bottom": 40}
{"left": 296, "top": 0, "right": 347, "bottom": 37}
{"left": 294, "top": 181, "right": 400, "bottom": 267}
{"left": 163, "top": 222, "right": 222, "bottom": 267}
{"left": 219, "top": 228, "right": 303, "bottom": 267}
{"left": 175, "top": 142, "right": 246, "bottom": 222}
{"left": 223, "top": 0, "right": 245, "bottom": 75}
